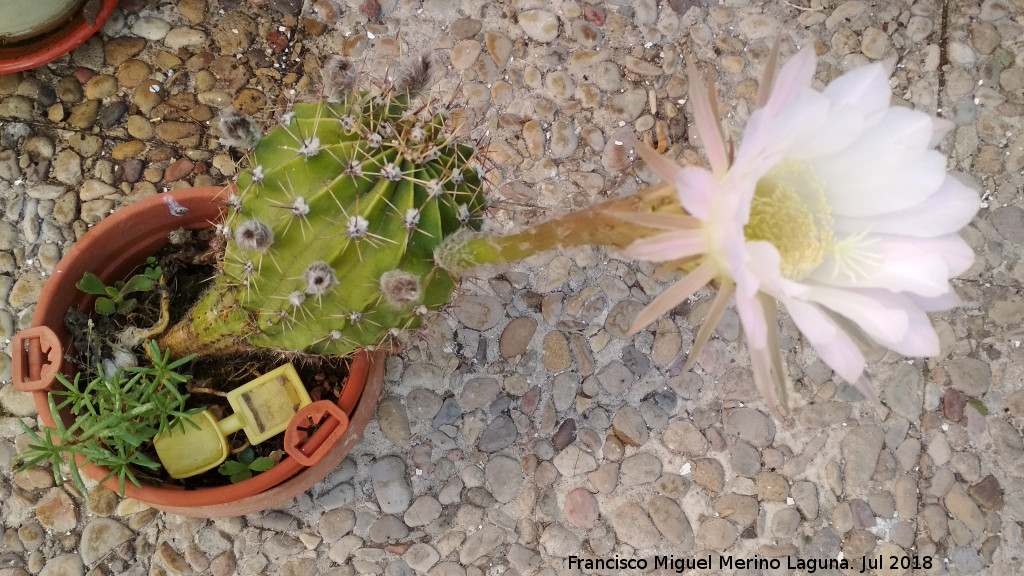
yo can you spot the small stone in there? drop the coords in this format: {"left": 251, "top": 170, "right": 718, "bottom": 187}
{"left": 548, "top": 121, "right": 578, "bottom": 159}
{"left": 698, "top": 517, "right": 737, "bottom": 550}
{"left": 648, "top": 496, "right": 694, "bottom": 548}
{"left": 404, "top": 496, "right": 441, "bottom": 528}
{"left": 369, "top": 515, "right": 409, "bottom": 544}
{"left": 968, "top": 475, "right": 1003, "bottom": 510}
{"left": 485, "top": 456, "right": 523, "bottom": 503}
{"left": 519, "top": 10, "right": 559, "bottom": 42}
{"left": 861, "top": 27, "right": 890, "bottom": 59}
{"left": 319, "top": 508, "right": 356, "bottom": 543}
{"left": 97, "top": 101, "right": 129, "bottom": 128}
{"left": 36, "top": 489, "right": 77, "bottom": 532}
{"left": 553, "top": 445, "right": 597, "bottom": 476}
{"left": 723, "top": 407, "right": 774, "bottom": 447}
{"left": 84, "top": 75, "right": 118, "bottom": 100}
{"left": 80, "top": 518, "right": 133, "bottom": 565}
{"left": 503, "top": 316, "right": 537, "bottom": 355}
{"left": 131, "top": 16, "right": 171, "bottom": 40}
{"left": 610, "top": 502, "right": 662, "bottom": 549}
{"left": 946, "top": 357, "right": 991, "bottom": 396}
{"left": 461, "top": 525, "right": 504, "bottom": 564}
{"left": 451, "top": 295, "right": 503, "bottom": 330}
{"left": 692, "top": 458, "right": 725, "bottom": 495}
{"left": 612, "top": 406, "right": 648, "bottom": 446}
{"left": 478, "top": 414, "right": 517, "bottom": 452}
{"left": 619, "top": 452, "right": 662, "bottom": 486}
{"left": 165, "top": 27, "right": 208, "bottom": 50}
{"left": 371, "top": 456, "right": 412, "bottom": 514}
{"left": 378, "top": 396, "right": 411, "bottom": 446}
{"left": 105, "top": 37, "right": 146, "bottom": 66}
{"left": 158, "top": 542, "right": 190, "bottom": 574}
{"left": 842, "top": 425, "right": 885, "bottom": 487}
{"left": 564, "top": 488, "right": 599, "bottom": 529}
{"left": 178, "top": 0, "right": 207, "bottom": 23}
{"left": 542, "top": 331, "right": 571, "bottom": 373}
{"left": 85, "top": 485, "right": 118, "bottom": 517}
{"left": 404, "top": 543, "right": 440, "bottom": 572}
{"left": 450, "top": 40, "right": 481, "bottom": 70}
{"left": 68, "top": 99, "right": 100, "bottom": 129}
{"left": 662, "top": 420, "right": 707, "bottom": 456}
{"left": 156, "top": 121, "right": 200, "bottom": 145}
{"left": 711, "top": 494, "right": 756, "bottom": 532}
{"left": 944, "top": 484, "right": 985, "bottom": 535}
{"left": 213, "top": 12, "right": 257, "bottom": 55}
{"left": 0, "top": 95, "right": 33, "bottom": 120}
{"left": 39, "top": 554, "right": 83, "bottom": 576}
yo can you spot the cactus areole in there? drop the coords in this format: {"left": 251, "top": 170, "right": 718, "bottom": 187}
{"left": 160, "top": 89, "right": 488, "bottom": 358}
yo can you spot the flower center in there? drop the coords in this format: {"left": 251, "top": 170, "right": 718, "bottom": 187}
{"left": 744, "top": 160, "right": 835, "bottom": 280}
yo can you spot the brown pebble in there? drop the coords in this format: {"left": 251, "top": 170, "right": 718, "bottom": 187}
{"left": 105, "top": 37, "right": 147, "bottom": 67}
{"left": 116, "top": 60, "right": 152, "bottom": 89}
{"left": 163, "top": 158, "right": 195, "bottom": 182}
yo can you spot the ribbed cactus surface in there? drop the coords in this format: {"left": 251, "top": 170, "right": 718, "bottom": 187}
{"left": 165, "top": 79, "right": 487, "bottom": 357}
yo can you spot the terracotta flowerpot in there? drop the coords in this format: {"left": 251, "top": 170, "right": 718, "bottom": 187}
{"left": 0, "top": 0, "right": 118, "bottom": 74}
{"left": 12, "top": 187, "right": 384, "bottom": 517}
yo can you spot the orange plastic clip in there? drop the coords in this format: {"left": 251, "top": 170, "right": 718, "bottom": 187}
{"left": 11, "top": 326, "right": 63, "bottom": 393}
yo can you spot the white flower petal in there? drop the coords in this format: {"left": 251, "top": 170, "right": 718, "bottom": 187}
{"left": 803, "top": 286, "right": 910, "bottom": 346}
{"left": 813, "top": 107, "right": 947, "bottom": 217}
{"left": 813, "top": 234, "right": 975, "bottom": 296}
{"left": 783, "top": 298, "right": 866, "bottom": 383}
{"left": 832, "top": 175, "right": 980, "bottom": 237}
{"left": 821, "top": 61, "right": 892, "bottom": 118}
{"left": 634, "top": 146, "right": 717, "bottom": 220}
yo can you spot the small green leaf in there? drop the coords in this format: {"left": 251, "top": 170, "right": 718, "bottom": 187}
{"left": 94, "top": 298, "right": 116, "bottom": 315}
{"left": 218, "top": 461, "right": 249, "bottom": 476}
{"left": 967, "top": 398, "right": 988, "bottom": 416}
{"left": 230, "top": 470, "right": 253, "bottom": 483}
{"left": 123, "top": 275, "right": 154, "bottom": 294}
{"left": 75, "top": 273, "right": 109, "bottom": 295}
{"left": 116, "top": 298, "right": 138, "bottom": 315}
{"left": 249, "top": 457, "right": 276, "bottom": 472}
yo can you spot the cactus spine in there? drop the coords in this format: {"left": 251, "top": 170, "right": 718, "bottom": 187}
{"left": 161, "top": 60, "right": 488, "bottom": 357}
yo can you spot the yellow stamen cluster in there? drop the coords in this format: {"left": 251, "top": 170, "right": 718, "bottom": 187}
{"left": 745, "top": 160, "right": 835, "bottom": 280}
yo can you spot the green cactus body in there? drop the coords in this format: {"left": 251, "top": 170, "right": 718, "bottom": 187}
{"left": 168, "top": 89, "right": 487, "bottom": 357}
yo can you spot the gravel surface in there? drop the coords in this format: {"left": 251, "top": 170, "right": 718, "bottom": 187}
{"left": 2, "top": 0, "right": 1023, "bottom": 575}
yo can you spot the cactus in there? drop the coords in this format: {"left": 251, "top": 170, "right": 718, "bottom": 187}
{"left": 160, "top": 57, "right": 488, "bottom": 357}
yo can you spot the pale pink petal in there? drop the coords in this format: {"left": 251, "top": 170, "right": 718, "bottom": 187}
{"left": 812, "top": 107, "right": 948, "bottom": 217}
{"left": 685, "top": 54, "right": 729, "bottom": 176}
{"left": 632, "top": 141, "right": 717, "bottom": 220}
{"left": 762, "top": 47, "right": 818, "bottom": 117}
{"left": 783, "top": 298, "right": 866, "bottom": 383}
{"left": 749, "top": 344, "right": 786, "bottom": 418}
{"left": 821, "top": 61, "right": 892, "bottom": 118}
{"left": 812, "top": 234, "right": 975, "bottom": 297}
{"left": 803, "top": 286, "right": 910, "bottom": 345}
{"left": 607, "top": 211, "right": 702, "bottom": 231}
{"left": 905, "top": 290, "right": 962, "bottom": 312}
{"left": 620, "top": 230, "right": 707, "bottom": 262}
{"left": 734, "top": 289, "right": 768, "bottom": 349}
{"left": 832, "top": 175, "right": 980, "bottom": 238}
{"left": 628, "top": 260, "right": 716, "bottom": 336}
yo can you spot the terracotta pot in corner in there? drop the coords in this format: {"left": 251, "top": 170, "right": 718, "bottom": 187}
{"left": 11, "top": 187, "right": 384, "bottom": 517}
{"left": 0, "top": 0, "right": 119, "bottom": 74}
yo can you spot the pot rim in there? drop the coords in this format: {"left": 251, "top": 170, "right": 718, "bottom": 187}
{"left": 0, "top": 0, "right": 118, "bottom": 74}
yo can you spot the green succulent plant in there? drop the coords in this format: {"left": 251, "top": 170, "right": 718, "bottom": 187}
{"left": 161, "top": 56, "right": 488, "bottom": 357}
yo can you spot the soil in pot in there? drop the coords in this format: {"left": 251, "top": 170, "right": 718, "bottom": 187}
{"left": 60, "top": 226, "right": 354, "bottom": 491}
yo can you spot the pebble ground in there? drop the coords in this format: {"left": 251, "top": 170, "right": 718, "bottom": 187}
{"left": 2, "top": 0, "right": 1023, "bottom": 575}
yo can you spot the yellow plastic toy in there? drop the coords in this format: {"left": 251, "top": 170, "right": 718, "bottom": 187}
{"left": 153, "top": 363, "right": 312, "bottom": 479}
